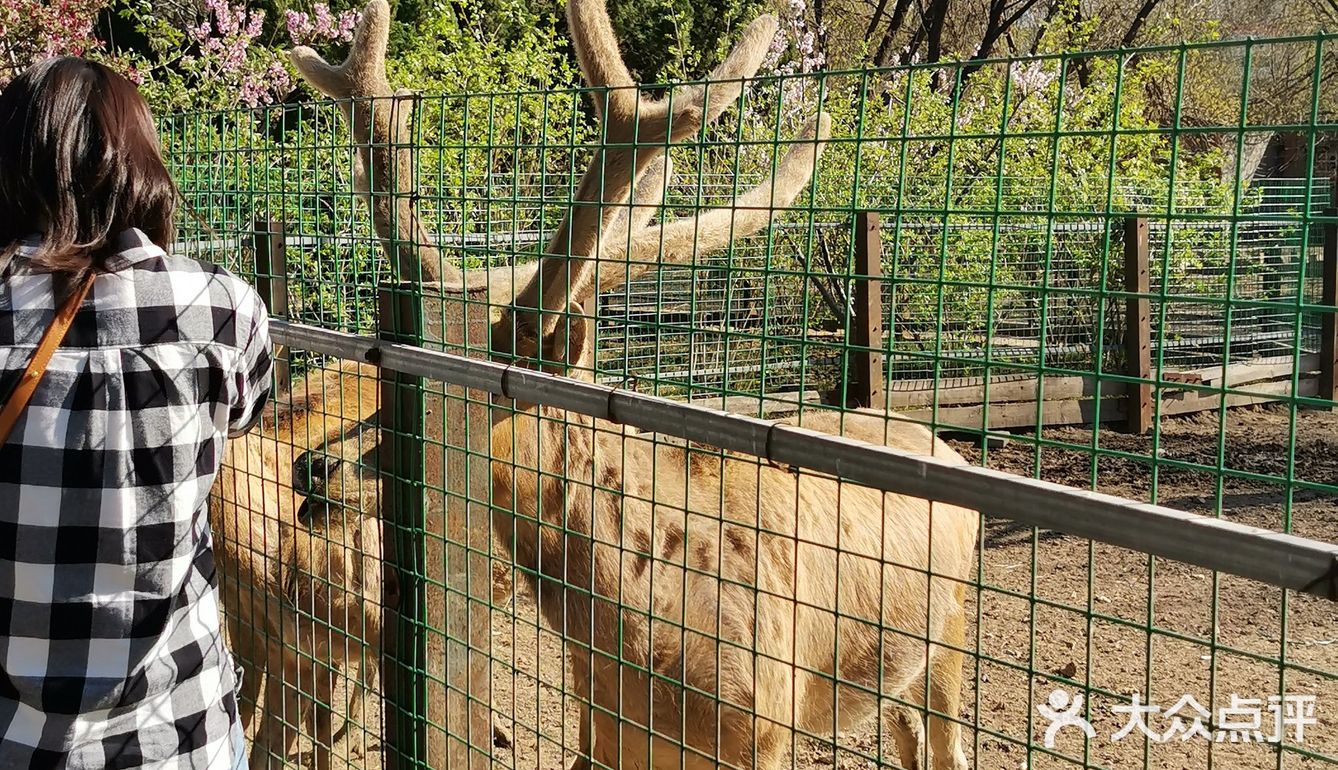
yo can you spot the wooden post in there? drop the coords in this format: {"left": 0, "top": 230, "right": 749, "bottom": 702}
{"left": 377, "top": 282, "right": 495, "bottom": 770}
{"left": 1282, "top": 133, "right": 1309, "bottom": 179}
{"left": 850, "top": 211, "right": 884, "bottom": 409}
{"left": 251, "top": 219, "right": 291, "bottom": 394}
{"left": 421, "top": 286, "right": 495, "bottom": 770}
{"left": 1123, "top": 216, "right": 1153, "bottom": 434}
{"left": 1321, "top": 179, "right": 1338, "bottom": 404}
{"left": 378, "top": 284, "right": 425, "bottom": 770}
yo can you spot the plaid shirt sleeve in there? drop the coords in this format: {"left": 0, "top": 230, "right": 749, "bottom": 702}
{"left": 227, "top": 287, "right": 273, "bottom": 437}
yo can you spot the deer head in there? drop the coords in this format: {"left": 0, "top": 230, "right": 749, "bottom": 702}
{"left": 288, "top": 0, "right": 831, "bottom": 385}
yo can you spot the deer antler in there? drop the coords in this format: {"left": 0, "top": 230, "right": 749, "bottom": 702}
{"left": 512, "top": 0, "right": 784, "bottom": 333}
{"left": 592, "top": 113, "right": 831, "bottom": 295}
{"left": 289, "top": 0, "right": 832, "bottom": 370}
{"left": 289, "top": 0, "right": 446, "bottom": 285}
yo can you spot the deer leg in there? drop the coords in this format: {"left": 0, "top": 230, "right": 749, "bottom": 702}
{"left": 312, "top": 664, "right": 335, "bottom": 770}
{"left": 592, "top": 707, "right": 625, "bottom": 770}
{"left": 247, "top": 680, "right": 281, "bottom": 769}
{"left": 568, "top": 649, "right": 593, "bottom": 770}
{"left": 491, "top": 559, "right": 514, "bottom": 608}
{"left": 881, "top": 695, "right": 925, "bottom": 770}
{"left": 341, "top": 659, "right": 372, "bottom": 762}
{"left": 237, "top": 657, "right": 263, "bottom": 733}
{"left": 568, "top": 702, "right": 592, "bottom": 770}
{"left": 613, "top": 691, "right": 662, "bottom": 770}
{"left": 590, "top": 653, "right": 651, "bottom": 770}
{"left": 250, "top": 653, "right": 306, "bottom": 770}
{"left": 327, "top": 660, "right": 361, "bottom": 755}
{"left": 752, "top": 725, "right": 787, "bottom": 770}
{"left": 873, "top": 645, "right": 931, "bottom": 770}
{"left": 927, "top": 609, "right": 968, "bottom": 770}
{"left": 705, "top": 707, "right": 757, "bottom": 770}
{"left": 225, "top": 604, "right": 266, "bottom": 735}
{"left": 328, "top": 683, "right": 353, "bottom": 756}
{"left": 332, "top": 618, "right": 383, "bottom": 759}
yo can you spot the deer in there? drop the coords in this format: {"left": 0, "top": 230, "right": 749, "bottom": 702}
{"left": 286, "top": 0, "right": 980, "bottom": 768}
{"left": 208, "top": 357, "right": 388, "bottom": 770}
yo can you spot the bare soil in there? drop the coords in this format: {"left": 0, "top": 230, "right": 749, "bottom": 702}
{"left": 303, "top": 404, "right": 1338, "bottom": 770}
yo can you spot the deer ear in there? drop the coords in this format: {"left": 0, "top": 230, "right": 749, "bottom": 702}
{"left": 540, "top": 301, "right": 593, "bottom": 375}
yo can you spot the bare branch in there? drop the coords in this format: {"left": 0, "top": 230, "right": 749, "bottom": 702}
{"left": 804, "top": 231, "right": 850, "bottom": 324}
{"left": 956, "top": 0, "right": 1044, "bottom": 85}
{"left": 1121, "top": 0, "right": 1164, "bottom": 48}
{"left": 865, "top": 0, "right": 892, "bottom": 42}
{"left": 923, "top": 0, "right": 949, "bottom": 66}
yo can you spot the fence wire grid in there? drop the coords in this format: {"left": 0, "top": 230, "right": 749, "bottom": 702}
{"left": 167, "top": 22, "right": 1338, "bottom": 770}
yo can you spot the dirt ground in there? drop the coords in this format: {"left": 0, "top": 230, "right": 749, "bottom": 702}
{"left": 302, "top": 404, "right": 1337, "bottom": 770}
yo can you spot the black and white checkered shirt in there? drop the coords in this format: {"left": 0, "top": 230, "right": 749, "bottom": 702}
{"left": 0, "top": 228, "right": 272, "bottom": 768}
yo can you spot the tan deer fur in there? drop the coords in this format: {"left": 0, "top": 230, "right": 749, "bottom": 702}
{"left": 285, "top": 0, "right": 980, "bottom": 768}
{"left": 490, "top": 390, "right": 977, "bottom": 770}
{"left": 284, "top": 474, "right": 386, "bottom": 770}
{"left": 209, "top": 358, "right": 386, "bottom": 770}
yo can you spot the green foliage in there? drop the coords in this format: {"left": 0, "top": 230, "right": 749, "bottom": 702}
{"left": 162, "top": 0, "right": 592, "bottom": 337}
{"left": 715, "top": 23, "right": 1247, "bottom": 377}
{"left": 599, "top": 0, "right": 771, "bottom": 82}
{"left": 154, "top": 0, "right": 1274, "bottom": 388}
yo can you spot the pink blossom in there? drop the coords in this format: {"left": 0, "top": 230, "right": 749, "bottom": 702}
{"left": 238, "top": 75, "right": 265, "bottom": 108}
{"left": 175, "top": 0, "right": 293, "bottom": 107}
{"left": 286, "top": 3, "right": 360, "bottom": 45}
{"left": 762, "top": 31, "right": 786, "bottom": 72}
{"left": 266, "top": 59, "right": 293, "bottom": 95}
{"left": 207, "top": 0, "right": 239, "bottom": 37}
{"left": 221, "top": 38, "right": 249, "bottom": 74}
{"left": 766, "top": 0, "right": 824, "bottom": 76}
{"left": 312, "top": 3, "right": 332, "bottom": 35}
{"left": 0, "top": 0, "right": 108, "bottom": 86}
{"left": 1009, "top": 60, "right": 1055, "bottom": 93}
{"left": 335, "top": 9, "right": 357, "bottom": 39}
{"left": 285, "top": 9, "right": 312, "bottom": 43}
{"left": 245, "top": 9, "right": 264, "bottom": 39}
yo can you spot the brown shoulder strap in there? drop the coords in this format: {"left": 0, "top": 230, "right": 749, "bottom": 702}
{"left": 0, "top": 273, "right": 95, "bottom": 447}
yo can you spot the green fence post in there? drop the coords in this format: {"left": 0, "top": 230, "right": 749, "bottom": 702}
{"left": 1123, "top": 215, "right": 1153, "bottom": 434}
{"left": 1321, "top": 179, "right": 1337, "bottom": 404}
{"left": 378, "top": 282, "right": 426, "bottom": 770}
{"left": 251, "top": 219, "right": 291, "bottom": 394}
{"left": 850, "top": 211, "right": 884, "bottom": 409}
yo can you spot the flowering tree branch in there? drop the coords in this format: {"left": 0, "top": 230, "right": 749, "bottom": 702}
{"left": 0, "top": 0, "right": 109, "bottom": 86}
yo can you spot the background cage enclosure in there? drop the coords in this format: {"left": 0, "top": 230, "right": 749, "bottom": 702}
{"left": 174, "top": 12, "right": 1338, "bottom": 770}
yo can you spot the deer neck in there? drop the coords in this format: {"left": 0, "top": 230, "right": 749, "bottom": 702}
{"left": 489, "top": 402, "right": 601, "bottom": 578}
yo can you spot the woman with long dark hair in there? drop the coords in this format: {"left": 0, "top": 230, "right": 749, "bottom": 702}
{"left": 0, "top": 57, "right": 271, "bottom": 768}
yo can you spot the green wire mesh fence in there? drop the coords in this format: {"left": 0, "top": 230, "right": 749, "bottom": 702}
{"left": 172, "top": 14, "right": 1337, "bottom": 770}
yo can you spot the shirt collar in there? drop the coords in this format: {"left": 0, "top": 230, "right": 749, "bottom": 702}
{"left": 102, "top": 228, "right": 167, "bottom": 270}
{"left": 13, "top": 227, "right": 166, "bottom": 271}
